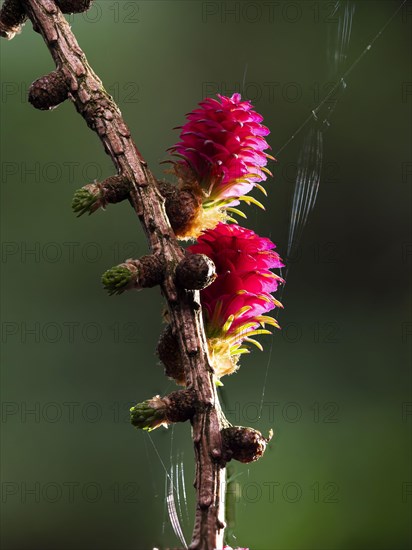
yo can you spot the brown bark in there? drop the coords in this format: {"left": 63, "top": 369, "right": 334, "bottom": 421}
{"left": 6, "top": 1, "right": 226, "bottom": 547}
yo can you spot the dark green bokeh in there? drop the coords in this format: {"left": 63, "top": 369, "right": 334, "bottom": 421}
{"left": 1, "top": 1, "right": 411, "bottom": 549}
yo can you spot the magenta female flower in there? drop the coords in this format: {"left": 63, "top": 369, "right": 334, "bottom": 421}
{"left": 189, "top": 223, "right": 284, "bottom": 378}
{"left": 168, "top": 93, "right": 274, "bottom": 238}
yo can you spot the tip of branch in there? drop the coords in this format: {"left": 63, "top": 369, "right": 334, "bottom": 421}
{"left": 72, "top": 185, "right": 103, "bottom": 217}
{"left": 101, "top": 265, "right": 134, "bottom": 296}
{"left": 130, "top": 396, "right": 168, "bottom": 432}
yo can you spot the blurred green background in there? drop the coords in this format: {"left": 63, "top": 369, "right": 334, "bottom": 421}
{"left": 1, "top": 1, "right": 411, "bottom": 549}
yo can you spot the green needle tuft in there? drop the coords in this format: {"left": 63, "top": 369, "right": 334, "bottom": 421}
{"left": 72, "top": 187, "right": 101, "bottom": 217}
{"left": 102, "top": 265, "right": 133, "bottom": 296}
{"left": 130, "top": 399, "right": 166, "bottom": 431}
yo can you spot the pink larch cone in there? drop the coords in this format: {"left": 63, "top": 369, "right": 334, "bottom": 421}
{"left": 189, "top": 223, "right": 284, "bottom": 378}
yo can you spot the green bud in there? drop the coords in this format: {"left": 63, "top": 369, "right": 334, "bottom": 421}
{"left": 101, "top": 265, "right": 134, "bottom": 296}
{"left": 72, "top": 186, "right": 102, "bottom": 217}
{"left": 130, "top": 397, "right": 167, "bottom": 431}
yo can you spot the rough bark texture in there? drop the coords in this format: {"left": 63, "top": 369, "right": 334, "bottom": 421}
{"left": 8, "top": 1, "right": 226, "bottom": 547}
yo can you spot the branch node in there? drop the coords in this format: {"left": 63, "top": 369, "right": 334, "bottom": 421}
{"left": 0, "top": 0, "right": 26, "bottom": 40}
{"left": 158, "top": 181, "right": 202, "bottom": 237}
{"left": 157, "top": 324, "right": 185, "bottom": 386}
{"left": 28, "top": 70, "right": 68, "bottom": 110}
{"left": 222, "top": 426, "right": 273, "bottom": 464}
{"left": 176, "top": 253, "right": 216, "bottom": 291}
